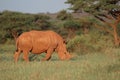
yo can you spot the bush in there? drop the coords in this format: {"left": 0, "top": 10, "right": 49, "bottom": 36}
{"left": 67, "top": 31, "right": 114, "bottom": 55}
{"left": 63, "top": 19, "right": 81, "bottom": 29}
{"left": 57, "top": 10, "right": 73, "bottom": 20}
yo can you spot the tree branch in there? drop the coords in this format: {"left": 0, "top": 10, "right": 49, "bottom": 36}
{"left": 94, "top": 15, "right": 105, "bottom": 22}
{"left": 94, "top": 15, "right": 114, "bottom": 28}
{"left": 94, "top": 24, "right": 113, "bottom": 36}
{"left": 114, "top": 16, "right": 120, "bottom": 26}
{"left": 98, "top": 14, "right": 114, "bottom": 20}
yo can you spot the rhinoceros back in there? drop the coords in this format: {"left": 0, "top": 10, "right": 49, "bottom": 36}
{"left": 17, "top": 30, "right": 64, "bottom": 54}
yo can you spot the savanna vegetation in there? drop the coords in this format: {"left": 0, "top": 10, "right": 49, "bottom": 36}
{"left": 0, "top": 0, "right": 120, "bottom": 80}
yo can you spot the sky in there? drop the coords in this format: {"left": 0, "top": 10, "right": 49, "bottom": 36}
{"left": 0, "top": 0, "right": 69, "bottom": 14}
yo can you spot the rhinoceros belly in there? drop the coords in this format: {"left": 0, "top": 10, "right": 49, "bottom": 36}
{"left": 31, "top": 40, "right": 49, "bottom": 54}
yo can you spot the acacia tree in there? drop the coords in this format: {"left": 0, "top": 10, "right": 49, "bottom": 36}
{"left": 66, "top": 0, "right": 120, "bottom": 46}
{"left": 0, "top": 11, "right": 52, "bottom": 43}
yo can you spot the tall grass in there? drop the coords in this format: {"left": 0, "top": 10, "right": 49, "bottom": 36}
{"left": 0, "top": 44, "right": 120, "bottom": 80}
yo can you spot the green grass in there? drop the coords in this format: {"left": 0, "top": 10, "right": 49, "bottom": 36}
{"left": 0, "top": 44, "right": 120, "bottom": 80}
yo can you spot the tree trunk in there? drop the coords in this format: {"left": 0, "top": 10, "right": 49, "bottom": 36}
{"left": 112, "top": 16, "right": 120, "bottom": 46}
{"left": 94, "top": 23, "right": 120, "bottom": 46}
{"left": 112, "top": 25, "right": 120, "bottom": 46}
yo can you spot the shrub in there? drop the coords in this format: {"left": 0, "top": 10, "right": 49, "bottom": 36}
{"left": 57, "top": 10, "right": 73, "bottom": 20}
{"left": 67, "top": 31, "right": 114, "bottom": 55}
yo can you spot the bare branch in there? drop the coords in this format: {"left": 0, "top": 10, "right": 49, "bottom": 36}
{"left": 94, "top": 15, "right": 114, "bottom": 28}
{"left": 94, "top": 15, "right": 105, "bottom": 22}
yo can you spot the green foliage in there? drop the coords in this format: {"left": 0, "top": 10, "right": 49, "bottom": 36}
{"left": 66, "top": 0, "right": 120, "bottom": 47}
{"left": 57, "top": 10, "right": 73, "bottom": 20}
{"left": 0, "top": 11, "right": 52, "bottom": 43}
{"left": 67, "top": 35, "right": 81, "bottom": 52}
{"left": 67, "top": 34, "right": 98, "bottom": 54}
{"left": 67, "top": 30, "right": 114, "bottom": 55}
{"left": 66, "top": 0, "right": 120, "bottom": 14}
{"left": 62, "top": 19, "right": 82, "bottom": 38}
{"left": 63, "top": 19, "right": 81, "bottom": 29}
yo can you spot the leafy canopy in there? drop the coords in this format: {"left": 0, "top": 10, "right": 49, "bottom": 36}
{"left": 66, "top": 0, "right": 120, "bottom": 16}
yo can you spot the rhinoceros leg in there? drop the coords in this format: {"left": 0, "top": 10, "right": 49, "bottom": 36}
{"left": 23, "top": 51, "right": 29, "bottom": 62}
{"left": 42, "top": 48, "right": 54, "bottom": 61}
{"left": 14, "top": 49, "right": 21, "bottom": 63}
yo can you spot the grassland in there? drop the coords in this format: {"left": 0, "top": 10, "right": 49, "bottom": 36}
{"left": 0, "top": 44, "right": 120, "bottom": 80}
